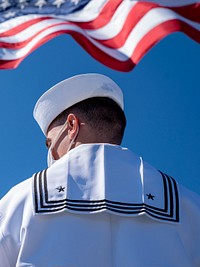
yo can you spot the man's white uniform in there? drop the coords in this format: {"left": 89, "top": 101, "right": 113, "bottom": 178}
{"left": 1, "top": 143, "right": 200, "bottom": 266}
{"left": 0, "top": 74, "right": 200, "bottom": 266}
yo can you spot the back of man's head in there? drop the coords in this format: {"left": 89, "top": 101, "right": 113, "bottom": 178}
{"left": 51, "top": 97, "right": 126, "bottom": 145}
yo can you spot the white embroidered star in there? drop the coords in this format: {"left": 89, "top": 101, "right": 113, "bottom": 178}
{"left": 52, "top": 0, "right": 65, "bottom": 8}
{"left": 0, "top": 0, "right": 11, "bottom": 10}
{"left": 70, "top": 0, "right": 80, "bottom": 5}
{"left": 3, "top": 10, "right": 16, "bottom": 18}
{"left": 34, "top": 0, "right": 47, "bottom": 9}
{"left": 18, "top": 0, "right": 27, "bottom": 9}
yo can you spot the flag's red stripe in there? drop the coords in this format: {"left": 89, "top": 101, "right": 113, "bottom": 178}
{"left": 0, "top": 59, "right": 18, "bottom": 69}
{"left": 180, "top": 20, "right": 200, "bottom": 43}
{"left": 170, "top": 3, "right": 200, "bottom": 23}
{"left": 132, "top": 19, "right": 200, "bottom": 64}
{"left": 70, "top": 30, "right": 134, "bottom": 71}
{"left": 0, "top": 17, "right": 52, "bottom": 37}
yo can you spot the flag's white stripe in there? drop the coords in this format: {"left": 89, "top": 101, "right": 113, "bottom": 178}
{"left": 0, "top": 23, "right": 129, "bottom": 61}
{"left": 86, "top": 1, "right": 136, "bottom": 40}
{"left": 118, "top": 7, "right": 200, "bottom": 57}
{"left": 0, "top": 18, "right": 65, "bottom": 42}
{"left": 64, "top": 0, "right": 107, "bottom": 22}
{"left": 0, "top": 14, "right": 49, "bottom": 34}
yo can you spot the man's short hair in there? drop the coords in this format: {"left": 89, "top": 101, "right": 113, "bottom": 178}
{"left": 51, "top": 97, "right": 126, "bottom": 144}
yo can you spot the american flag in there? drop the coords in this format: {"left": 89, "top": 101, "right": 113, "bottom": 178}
{"left": 0, "top": 0, "right": 199, "bottom": 70}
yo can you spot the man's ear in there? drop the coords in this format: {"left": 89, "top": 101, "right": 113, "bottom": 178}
{"left": 67, "top": 113, "right": 79, "bottom": 140}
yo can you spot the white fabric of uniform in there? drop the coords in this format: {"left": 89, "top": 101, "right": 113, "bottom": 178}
{"left": 0, "top": 144, "right": 200, "bottom": 267}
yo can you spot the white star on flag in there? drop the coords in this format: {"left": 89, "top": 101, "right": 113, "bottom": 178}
{"left": 34, "top": 0, "right": 47, "bottom": 9}
{"left": 70, "top": 0, "right": 80, "bottom": 5}
{"left": 0, "top": 0, "right": 11, "bottom": 10}
{"left": 3, "top": 10, "right": 16, "bottom": 18}
{"left": 17, "top": 0, "right": 28, "bottom": 9}
{"left": 52, "top": 0, "right": 66, "bottom": 8}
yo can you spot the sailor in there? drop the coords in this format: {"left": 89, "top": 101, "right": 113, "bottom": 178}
{"left": 0, "top": 73, "right": 200, "bottom": 266}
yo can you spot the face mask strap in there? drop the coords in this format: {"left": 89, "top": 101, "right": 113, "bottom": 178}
{"left": 66, "top": 123, "right": 80, "bottom": 153}
{"left": 47, "top": 119, "right": 69, "bottom": 167}
{"left": 50, "top": 120, "right": 69, "bottom": 150}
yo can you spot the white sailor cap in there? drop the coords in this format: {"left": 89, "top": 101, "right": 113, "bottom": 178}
{"left": 33, "top": 73, "right": 124, "bottom": 135}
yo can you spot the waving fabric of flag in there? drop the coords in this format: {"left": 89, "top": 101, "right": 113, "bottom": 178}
{"left": 0, "top": 0, "right": 199, "bottom": 70}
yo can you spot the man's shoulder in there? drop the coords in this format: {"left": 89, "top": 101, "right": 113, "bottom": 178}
{"left": 0, "top": 176, "right": 34, "bottom": 217}
{"left": 2, "top": 177, "right": 32, "bottom": 200}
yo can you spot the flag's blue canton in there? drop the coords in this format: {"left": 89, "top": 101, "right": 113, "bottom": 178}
{"left": 0, "top": 0, "right": 90, "bottom": 22}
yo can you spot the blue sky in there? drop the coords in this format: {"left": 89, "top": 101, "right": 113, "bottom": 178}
{"left": 0, "top": 31, "right": 200, "bottom": 198}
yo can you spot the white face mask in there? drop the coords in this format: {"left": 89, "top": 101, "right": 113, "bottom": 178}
{"left": 47, "top": 120, "right": 79, "bottom": 167}
{"left": 47, "top": 149, "right": 57, "bottom": 167}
